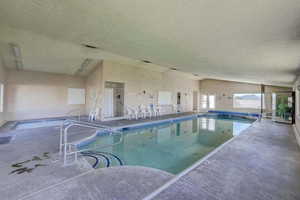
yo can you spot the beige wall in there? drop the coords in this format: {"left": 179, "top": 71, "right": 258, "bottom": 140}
{"left": 98, "top": 61, "right": 199, "bottom": 117}
{"left": 0, "top": 61, "right": 6, "bottom": 125}
{"left": 2, "top": 60, "right": 199, "bottom": 122}
{"left": 200, "top": 79, "right": 291, "bottom": 113}
{"left": 1, "top": 62, "right": 294, "bottom": 122}
{"left": 85, "top": 62, "right": 103, "bottom": 114}
{"left": 5, "top": 69, "right": 86, "bottom": 121}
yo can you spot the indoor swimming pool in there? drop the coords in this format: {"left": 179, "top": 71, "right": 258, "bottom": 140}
{"left": 79, "top": 114, "right": 256, "bottom": 174}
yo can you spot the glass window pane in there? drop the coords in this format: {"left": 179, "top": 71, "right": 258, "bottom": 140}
{"left": 209, "top": 95, "right": 215, "bottom": 109}
{"left": 233, "top": 93, "right": 263, "bottom": 109}
{"left": 201, "top": 95, "right": 207, "bottom": 109}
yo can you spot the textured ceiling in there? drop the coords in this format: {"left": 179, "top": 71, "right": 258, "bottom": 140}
{"left": 0, "top": 0, "right": 300, "bottom": 86}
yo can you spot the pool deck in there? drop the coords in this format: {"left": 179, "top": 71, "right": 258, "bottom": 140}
{"left": 0, "top": 114, "right": 299, "bottom": 200}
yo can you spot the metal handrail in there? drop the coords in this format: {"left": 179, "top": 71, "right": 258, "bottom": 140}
{"left": 59, "top": 119, "right": 111, "bottom": 155}
{"left": 59, "top": 119, "right": 122, "bottom": 166}
{"left": 66, "top": 108, "right": 84, "bottom": 121}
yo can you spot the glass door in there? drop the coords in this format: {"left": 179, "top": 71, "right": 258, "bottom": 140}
{"left": 272, "top": 91, "right": 295, "bottom": 124}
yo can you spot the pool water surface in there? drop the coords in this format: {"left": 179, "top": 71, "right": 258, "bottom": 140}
{"left": 79, "top": 115, "right": 255, "bottom": 174}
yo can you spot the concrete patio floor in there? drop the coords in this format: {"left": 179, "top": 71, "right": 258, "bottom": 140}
{"left": 149, "top": 120, "right": 300, "bottom": 200}
{"left": 0, "top": 115, "right": 299, "bottom": 200}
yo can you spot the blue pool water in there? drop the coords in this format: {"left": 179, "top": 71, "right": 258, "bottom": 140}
{"left": 15, "top": 120, "right": 64, "bottom": 130}
{"left": 79, "top": 115, "right": 255, "bottom": 174}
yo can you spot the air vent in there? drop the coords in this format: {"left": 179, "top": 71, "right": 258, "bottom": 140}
{"left": 170, "top": 67, "right": 178, "bottom": 71}
{"left": 82, "top": 44, "right": 98, "bottom": 49}
{"left": 193, "top": 74, "right": 199, "bottom": 77}
{"left": 142, "top": 60, "right": 152, "bottom": 64}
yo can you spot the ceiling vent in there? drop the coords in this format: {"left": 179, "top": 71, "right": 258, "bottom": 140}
{"left": 170, "top": 67, "right": 178, "bottom": 71}
{"left": 82, "top": 44, "right": 99, "bottom": 49}
{"left": 142, "top": 60, "right": 152, "bottom": 64}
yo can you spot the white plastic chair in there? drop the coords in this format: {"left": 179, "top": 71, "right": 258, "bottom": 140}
{"left": 126, "top": 106, "right": 135, "bottom": 120}
{"left": 152, "top": 104, "right": 160, "bottom": 117}
{"left": 147, "top": 105, "right": 153, "bottom": 118}
{"left": 127, "top": 106, "right": 139, "bottom": 120}
{"left": 173, "top": 104, "right": 180, "bottom": 113}
{"left": 139, "top": 105, "right": 149, "bottom": 119}
{"left": 89, "top": 107, "right": 101, "bottom": 121}
{"left": 149, "top": 104, "right": 157, "bottom": 117}
{"left": 94, "top": 107, "right": 101, "bottom": 120}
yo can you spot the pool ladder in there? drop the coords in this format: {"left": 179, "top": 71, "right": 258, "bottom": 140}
{"left": 59, "top": 120, "right": 123, "bottom": 166}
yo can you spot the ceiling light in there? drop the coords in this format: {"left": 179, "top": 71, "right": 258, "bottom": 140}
{"left": 9, "top": 43, "right": 23, "bottom": 70}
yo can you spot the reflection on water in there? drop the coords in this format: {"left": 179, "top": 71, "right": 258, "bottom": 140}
{"left": 200, "top": 117, "right": 216, "bottom": 131}
{"left": 80, "top": 116, "right": 254, "bottom": 174}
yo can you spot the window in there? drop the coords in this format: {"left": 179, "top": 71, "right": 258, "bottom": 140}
{"left": 233, "top": 93, "right": 265, "bottom": 109}
{"left": 201, "top": 95, "right": 207, "bottom": 109}
{"left": 208, "top": 95, "right": 215, "bottom": 109}
{"left": 0, "top": 83, "right": 3, "bottom": 112}
{"left": 201, "top": 94, "right": 215, "bottom": 109}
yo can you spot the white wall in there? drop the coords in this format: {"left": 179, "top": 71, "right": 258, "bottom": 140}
{"left": 0, "top": 60, "right": 6, "bottom": 125}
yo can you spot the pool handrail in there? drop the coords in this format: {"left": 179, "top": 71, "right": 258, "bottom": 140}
{"left": 66, "top": 108, "right": 83, "bottom": 121}
{"left": 59, "top": 119, "right": 123, "bottom": 166}
{"left": 59, "top": 119, "right": 111, "bottom": 155}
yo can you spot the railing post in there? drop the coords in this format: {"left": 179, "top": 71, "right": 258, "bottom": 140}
{"left": 63, "top": 125, "right": 71, "bottom": 166}
{"left": 61, "top": 121, "right": 115, "bottom": 166}
{"left": 59, "top": 122, "right": 64, "bottom": 155}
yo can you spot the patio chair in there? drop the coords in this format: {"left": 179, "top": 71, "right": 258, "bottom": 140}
{"left": 89, "top": 107, "right": 101, "bottom": 121}
{"left": 126, "top": 106, "right": 136, "bottom": 120}
{"left": 127, "top": 106, "right": 139, "bottom": 120}
{"left": 139, "top": 104, "right": 150, "bottom": 119}
{"left": 149, "top": 104, "right": 159, "bottom": 117}
{"left": 173, "top": 104, "right": 179, "bottom": 113}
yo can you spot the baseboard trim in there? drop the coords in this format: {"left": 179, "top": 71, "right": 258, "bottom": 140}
{"left": 293, "top": 124, "right": 300, "bottom": 147}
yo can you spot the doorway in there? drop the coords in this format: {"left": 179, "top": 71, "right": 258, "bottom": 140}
{"left": 177, "top": 92, "right": 181, "bottom": 112}
{"left": 103, "top": 81, "right": 125, "bottom": 119}
{"left": 271, "top": 91, "right": 295, "bottom": 124}
{"left": 177, "top": 92, "right": 181, "bottom": 105}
